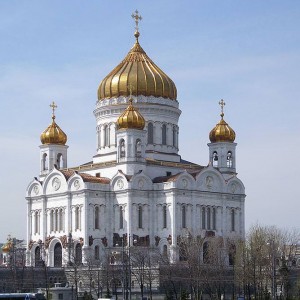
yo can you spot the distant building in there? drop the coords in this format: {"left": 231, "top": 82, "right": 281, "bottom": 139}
{"left": 25, "top": 12, "right": 245, "bottom": 268}
{"left": 1, "top": 236, "right": 26, "bottom": 267}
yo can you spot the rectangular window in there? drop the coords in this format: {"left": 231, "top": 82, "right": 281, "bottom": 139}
{"left": 202, "top": 207, "right": 206, "bottom": 229}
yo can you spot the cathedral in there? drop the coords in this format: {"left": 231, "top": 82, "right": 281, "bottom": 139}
{"left": 25, "top": 12, "right": 245, "bottom": 267}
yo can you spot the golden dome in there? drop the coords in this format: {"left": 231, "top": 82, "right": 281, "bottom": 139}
{"left": 117, "top": 98, "right": 145, "bottom": 130}
{"left": 98, "top": 34, "right": 177, "bottom": 101}
{"left": 2, "top": 241, "right": 12, "bottom": 253}
{"left": 40, "top": 102, "right": 67, "bottom": 145}
{"left": 209, "top": 100, "right": 236, "bottom": 143}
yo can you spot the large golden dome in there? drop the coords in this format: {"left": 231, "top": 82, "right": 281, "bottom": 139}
{"left": 40, "top": 102, "right": 67, "bottom": 145}
{"left": 117, "top": 98, "right": 145, "bottom": 130}
{"left": 209, "top": 100, "right": 236, "bottom": 143}
{"left": 98, "top": 33, "right": 177, "bottom": 101}
{"left": 1, "top": 241, "right": 12, "bottom": 253}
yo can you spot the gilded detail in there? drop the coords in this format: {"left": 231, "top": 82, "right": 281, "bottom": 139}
{"left": 40, "top": 102, "right": 67, "bottom": 145}
{"left": 98, "top": 37, "right": 177, "bottom": 101}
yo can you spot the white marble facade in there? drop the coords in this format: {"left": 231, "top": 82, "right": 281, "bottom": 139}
{"left": 25, "top": 36, "right": 245, "bottom": 268}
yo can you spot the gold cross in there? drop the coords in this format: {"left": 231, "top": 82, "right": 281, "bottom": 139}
{"left": 127, "top": 84, "right": 135, "bottom": 105}
{"left": 219, "top": 99, "right": 225, "bottom": 117}
{"left": 50, "top": 101, "right": 57, "bottom": 119}
{"left": 131, "top": 10, "right": 142, "bottom": 33}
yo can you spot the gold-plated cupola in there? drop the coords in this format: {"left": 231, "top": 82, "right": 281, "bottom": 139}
{"left": 98, "top": 10, "right": 177, "bottom": 101}
{"left": 117, "top": 93, "right": 145, "bottom": 130}
{"left": 209, "top": 100, "right": 236, "bottom": 143}
{"left": 40, "top": 102, "right": 67, "bottom": 145}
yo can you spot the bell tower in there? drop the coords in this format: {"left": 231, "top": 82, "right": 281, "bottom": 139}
{"left": 208, "top": 100, "right": 237, "bottom": 173}
{"left": 39, "top": 102, "right": 68, "bottom": 177}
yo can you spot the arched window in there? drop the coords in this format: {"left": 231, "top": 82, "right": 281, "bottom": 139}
{"left": 213, "top": 151, "right": 218, "bottom": 167}
{"left": 182, "top": 206, "right": 186, "bottom": 229}
{"left": 231, "top": 209, "right": 235, "bottom": 232}
{"left": 55, "top": 209, "right": 59, "bottom": 232}
{"left": 227, "top": 151, "right": 233, "bottom": 168}
{"left": 212, "top": 207, "right": 216, "bottom": 230}
{"left": 163, "top": 206, "right": 167, "bottom": 229}
{"left": 138, "top": 206, "right": 143, "bottom": 229}
{"left": 207, "top": 207, "right": 211, "bottom": 230}
{"left": 34, "top": 211, "right": 39, "bottom": 234}
{"left": 56, "top": 153, "right": 63, "bottom": 169}
{"left": 50, "top": 210, "right": 54, "bottom": 232}
{"left": 75, "top": 207, "right": 80, "bottom": 230}
{"left": 104, "top": 125, "right": 110, "bottom": 147}
{"left": 147, "top": 123, "right": 153, "bottom": 144}
{"left": 162, "top": 124, "right": 167, "bottom": 145}
{"left": 95, "top": 245, "right": 100, "bottom": 260}
{"left": 59, "top": 209, "right": 63, "bottom": 232}
{"left": 95, "top": 206, "right": 99, "bottom": 229}
{"left": 172, "top": 126, "right": 176, "bottom": 147}
{"left": 120, "top": 139, "right": 125, "bottom": 158}
{"left": 75, "top": 243, "right": 82, "bottom": 265}
{"left": 136, "top": 139, "right": 142, "bottom": 158}
{"left": 202, "top": 207, "right": 206, "bottom": 229}
{"left": 42, "top": 153, "right": 48, "bottom": 171}
{"left": 119, "top": 207, "right": 123, "bottom": 229}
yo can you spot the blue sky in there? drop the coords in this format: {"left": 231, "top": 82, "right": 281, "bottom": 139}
{"left": 0, "top": 1, "right": 299, "bottom": 241}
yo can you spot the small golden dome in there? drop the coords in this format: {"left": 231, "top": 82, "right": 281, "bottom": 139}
{"left": 117, "top": 98, "right": 145, "bottom": 130}
{"left": 2, "top": 242, "right": 12, "bottom": 253}
{"left": 98, "top": 34, "right": 177, "bottom": 101}
{"left": 40, "top": 102, "right": 67, "bottom": 145}
{"left": 209, "top": 100, "right": 236, "bottom": 143}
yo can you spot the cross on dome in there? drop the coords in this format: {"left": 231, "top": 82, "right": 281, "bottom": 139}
{"left": 219, "top": 99, "right": 225, "bottom": 118}
{"left": 132, "top": 10, "right": 142, "bottom": 40}
{"left": 50, "top": 101, "right": 57, "bottom": 120}
{"left": 127, "top": 84, "right": 135, "bottom": 105}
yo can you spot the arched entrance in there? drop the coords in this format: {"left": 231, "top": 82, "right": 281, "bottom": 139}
{"left": 54, "top": 242, "right": 62, "bottom": 267}
{"left": 75, "top": 243, "right": 82, "bottom": 265}
{"left": 35, "top": 246, "right": 41, "bottom": 267}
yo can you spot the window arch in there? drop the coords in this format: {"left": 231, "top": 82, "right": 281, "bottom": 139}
{"left": 213, "top": 151, "right": 218, "bottom": 167}
{"left": 147, "top": 123, "right": 153, "bottom": 144}
{"left": 136, "top": 139, "right": 142, "bottom": 158}
{"left": 162, "top": 124, "right": 167, "bottom": 145}
{"left": 56, "top": 153, "right": 63, "bottom": 169}
{"left": 42, "top": 153, "right": 48, "bottom": 171}
{"left": 182, "top": 206, "right": 186, "bottom": 229}
{"left": 95, "top": 206, "right": 99, "bottom": 230}
{"left": 227, "top": 151, "right": 233, "bottom": 168}
{"left": 120, "top": 139, "right": 125, "bottom": 158}
{"left": 231, "top": 209, "right": 235, "bottom": 232}
{"left": 163, "top": 206, "right": 167, "bottom": 229}
{"left": 138, "top": 206, "right": 143, "bottom": 229}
